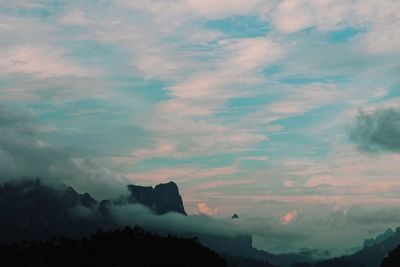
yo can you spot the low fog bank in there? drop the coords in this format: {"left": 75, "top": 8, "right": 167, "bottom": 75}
{"left": 107, "top": 203, "right": 244, "bottom": 237}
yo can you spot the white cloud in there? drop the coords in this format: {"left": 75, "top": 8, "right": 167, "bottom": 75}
{"left": 240, "top": 156, "right": 268, "bottom": 161}
{"left": 119, "top": 0, "right": 272, "bottom": 20}
{"left": 241, "top": 83, "right": 346, "bottom": 129}
{"left": 271, "top": 0, "right": 400, "bottom": 55}
{"left": 187, "top": 0, "right": 270, "bottom": 19}
{"left": 0, "top": 45, "right": 94, "bottom": 78}
{"left": 221, "top": 37, "right": 283, "bottom": 71}
{"left": 272, "top": 0, "right": 314, "bottom": 33}
{"left": 132, "top": 37, "right": 282, "bottom": 159}
{"left": 59, "top": 9, "right": 90, "bottom": 26}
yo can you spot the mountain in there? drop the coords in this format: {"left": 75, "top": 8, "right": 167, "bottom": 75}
{"left": 314, "top": 257, "right": 366, "bottom": 267}
{"left": 0, "top": 179, "right": 188, "bottom": 244}
{"left": 127, "top": 181, "right": 187, "bottom": 215}
{"left": 0, "top": 179, "right": 307, "bottom": 267}
{"left": 347, "top": 228, "right": 400, "bottom": 267}
{"left": 198, "top": 233, "right": 309, "bottom": 266}
{"left": 224, "top": 254, "right": 275, "bottom": 267}
{"left": 0, "top": 179, "right": 102, "bottom": 243}
{"left": 363, "top": 228, "right": 395, "bottom": 248}
{"left": 308, "top": 228, "right": 400, "bottom": 267}
{"left": 381, "top": 244, "right": 400, "bottom": 267}
{"left": 124, "top": 182, "right": 302, "bottom": 266}
{"left": 0, "top": 226, "right": 227, "bottom": 267}
{"left": 60, "top": 186, "right": 97, "bottom": 208}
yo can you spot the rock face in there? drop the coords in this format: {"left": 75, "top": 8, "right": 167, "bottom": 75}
{"left": 127, "top": 181, "right": 187, "bottom": 215}
{"left": 381, "top": 244, "right": 400, "bottom": 267}
{"left": 61, "top": 186, "right": 97, "bottom": 208}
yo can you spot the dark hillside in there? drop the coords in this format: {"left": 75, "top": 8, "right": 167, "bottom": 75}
{"left": 0, "top": 226, "right": 227, "bottom": 267}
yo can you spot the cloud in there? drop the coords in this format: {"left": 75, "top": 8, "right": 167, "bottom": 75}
{"left": 131, "top": 37, "right": 282, "bottom": 159}
{"left": 187, "top": 0, "right": 269, "bottom": 19}
{"left": 0, "top": 178, "right": 307, "bottom": 253}
{"left": 197, "top": 202, "right": 218, "bottom": 216}
{"left": 106, "top": 203, "right": 242, "bottom": 237}
{"left": 349, "top": 108, "right": 400, "bottom": 152}
{"left": 0, "top": 107, "right": 125, "bottom": 198}
{"left": 272, "top": 0, "right": 314, "bottom": 33}
{"left": 240, "top": 156, "right": 268, "bottom": 161}
{"left": 106, "top": 202, "right": 308, "bottom": 251}
{"left": 1, "top": 0, "right": 400, "bottom": 255}
{"left": 348, "top": 206, "right": 400, "bottom": 225}
{"left": 132, "top": 140, "right": 177, "bottom": 161}
{"left": 59, "top": 9, "right": 90, "bottom": 26}
{"left": 241, "top": 83, "right": 345, "bottom": 128}
{"left": 271, "top": 0, "right": 400, "bottom": 55}
{"left": 5, "top": 177, "right": 396, "bottom": 256}
{"left": 281, "top": 210, "right": 299, "bottom": 225}
{"left": 0, "top": 45, "right": 95, "bottom": 78}
{"left": 220, "top": 37, "right": 283, "bottom": 71}
{"left": 119, "top": 0, "right": 271, "bottom": 21}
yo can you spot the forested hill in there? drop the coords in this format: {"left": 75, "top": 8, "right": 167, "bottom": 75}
{"left": 0, "top": 226, "right": 227, "bottom": 267}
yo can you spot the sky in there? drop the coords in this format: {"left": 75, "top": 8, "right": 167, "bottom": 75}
{"left": 1, "top": 0, "right": 400, "bottom": 254}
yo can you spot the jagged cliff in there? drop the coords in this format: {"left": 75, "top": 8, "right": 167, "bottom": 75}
{"left": 127, "top": 181, "right": 187, "bottom": 215}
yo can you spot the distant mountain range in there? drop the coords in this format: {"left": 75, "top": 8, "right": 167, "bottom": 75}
{"left": 345, "top": 227, "right": 400, "bottom": 267}
{"left": 1, "top": 178, "right": 400, "bottom": 267}
{"left": 292, "top": 227, "right": 400, "bottom": 267}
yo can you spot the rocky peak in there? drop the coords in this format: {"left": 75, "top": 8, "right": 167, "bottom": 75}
{"left": 363, "top": 228, "right": 396, "bottom": 248}
{"left": 61, "top": 186, "right": 97, "bottom": 208}
{"left": 127, "top": 181, "right": 186, "bottom": 215}
{"left": 81, "top": 192, "right": 97, "bottom": 207}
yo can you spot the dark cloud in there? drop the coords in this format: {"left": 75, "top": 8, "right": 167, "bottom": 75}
{"left": 0, "top": 106, "right": 125, "bottom": 198}
{"left": 349, "top": 108, "right": 400, "bottom": 152}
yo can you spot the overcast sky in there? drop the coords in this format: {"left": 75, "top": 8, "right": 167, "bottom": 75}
{"left": 1, "top": 0, "right": 400, "bottom": 254}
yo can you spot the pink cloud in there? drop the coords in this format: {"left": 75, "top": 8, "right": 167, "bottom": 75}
{"left": 194, "top": 179, "right": 249, "bottom": 191}
{"left": 125, "top": 167, "right": 195, "bottom": 184}
{"left": 197, "top": 202, "right": 218, "bottom": 216}
{"left": 124, "top": 163, "right": 240, "bottom": 185}
{"left": 281, "top": 210, "right": 299, "bottom": 225}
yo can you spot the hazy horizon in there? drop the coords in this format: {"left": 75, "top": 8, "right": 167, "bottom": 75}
{"left": 1, "top": 0, "right": 400, "bottom": 255}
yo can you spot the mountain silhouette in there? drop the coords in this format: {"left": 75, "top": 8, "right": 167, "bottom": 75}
{"left": 232, "top": 213, "right": 240, "bottom": 219}
{"left": 0, "top": 179, "right": 104, "bottom": 243}
{"left": 301, "top": 228, "right": 400, "bottom": 267}
{"left": 0, "top": 179, "right": 306, "bottom": 267}
{"left": 347, "top": 228, "right": 400, "bottom": 267}
{"left": 0, "top": 226, "right": 227, "bottom": 267}
{"left": 61, "top": 186, "right": 97, "bottom": 208}
{"left": 381, "top": 243, "right": 400, "bottom": 267}
{"left": 127, "top": 181, "right": 187, "bottom": 215}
